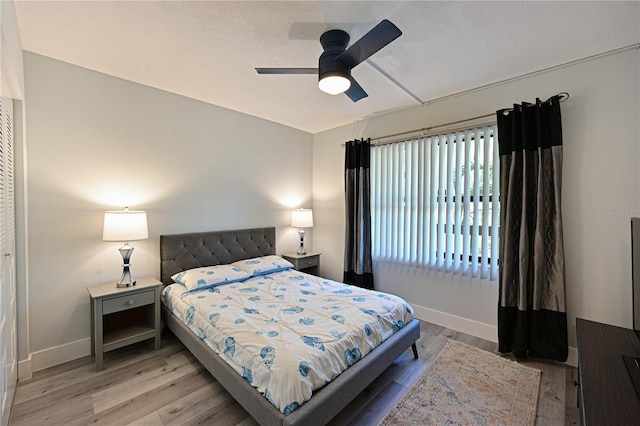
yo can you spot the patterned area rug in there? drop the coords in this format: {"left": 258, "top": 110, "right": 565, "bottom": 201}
{"left": 379, "top": 340, "right": 541, "bottom": 426}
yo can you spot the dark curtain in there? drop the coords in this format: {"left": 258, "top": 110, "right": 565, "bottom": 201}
{"left": 344, "top": 138, "right": 374, "bottom": 290}
{"left": 496, "top": 95, "right": 568, "bottom": 362}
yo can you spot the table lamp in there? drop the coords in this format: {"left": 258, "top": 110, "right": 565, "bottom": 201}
{"left": 102, "top": 207, "right": 148, "bottom": 287}
{"left": 291, "top": 208, "right": 313, "bottom": 255}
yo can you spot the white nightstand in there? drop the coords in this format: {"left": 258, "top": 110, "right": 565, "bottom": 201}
{"left": 281, "top": 252, "right": 321, "bottom": 276}
{"left": 87, "top": 276, "right": 163, "bottom": 371}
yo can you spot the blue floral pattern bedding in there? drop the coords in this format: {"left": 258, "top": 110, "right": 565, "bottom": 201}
{"left": 162, "top": 269, "right": 414, "bottom": 414}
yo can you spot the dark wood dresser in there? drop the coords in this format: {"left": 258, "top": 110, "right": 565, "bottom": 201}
{"left": 576, "top": 318, "right": 640, "bottom": 424}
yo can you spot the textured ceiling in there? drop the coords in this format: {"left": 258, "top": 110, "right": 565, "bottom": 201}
{"left": 13, "top": 1, "right": 640, "bottom": 133}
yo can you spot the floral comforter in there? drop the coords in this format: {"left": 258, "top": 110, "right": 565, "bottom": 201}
{"left": 162, "top": 269, "right": 413, "bottom": 414}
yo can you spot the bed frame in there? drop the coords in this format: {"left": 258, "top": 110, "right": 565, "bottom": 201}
{"left": 160, "top": 227, "right": 420, "bottom": 426}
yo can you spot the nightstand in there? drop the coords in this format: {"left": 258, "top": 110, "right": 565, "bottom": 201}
{"left": 87, "top": 276, "right": 163, "bottom": 371}
{"left": 282, "top": 252, "right": 321, "bottom": 276}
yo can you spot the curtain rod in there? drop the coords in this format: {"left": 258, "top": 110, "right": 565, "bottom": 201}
{"left": 371, "top": 118, "right": 498, "bottom": 147}
{"left": 341, "top": 92, "right": 569, "bottom": 147}
{"left": 372, "top": 113, "right": 495, "bottom": 142}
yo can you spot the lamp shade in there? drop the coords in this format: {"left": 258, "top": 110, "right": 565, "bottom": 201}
{"left": 103, "top": 208, "right": 148, "bottom": 242}
{"left": 291, "top": 208, "right": 313, "bottom": 228}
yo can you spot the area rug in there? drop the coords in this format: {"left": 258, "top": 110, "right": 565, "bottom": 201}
{"left": 379, "top": 340, "right": 541, "bottom": 426}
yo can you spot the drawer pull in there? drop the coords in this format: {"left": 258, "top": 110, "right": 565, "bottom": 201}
{"left": 128, "top": 299, "right": 135, "bottom": 305}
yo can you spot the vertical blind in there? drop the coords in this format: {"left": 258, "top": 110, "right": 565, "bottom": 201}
{"left": 370, "top": 124, "right": 500, "bottom": 280}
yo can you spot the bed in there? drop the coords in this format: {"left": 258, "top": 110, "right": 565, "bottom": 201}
{"left": 160, "top": 227, "right": 420, "bottom": 426}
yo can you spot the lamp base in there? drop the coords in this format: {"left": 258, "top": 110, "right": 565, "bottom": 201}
{"left": 297, "top": 229, "right": 307, "bottom": 255}
{"left": 117, "top": 283, "right": 136, "bottom": 288}
{"left": 116, "top": 279, "right": 136, "bottom": 288}
{"left": 116, "top": 244, "right": 137, "bottom": 288}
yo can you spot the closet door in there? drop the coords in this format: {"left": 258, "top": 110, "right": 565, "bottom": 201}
{"left": 0, "top": 96, "right": 16, "bottom": 426}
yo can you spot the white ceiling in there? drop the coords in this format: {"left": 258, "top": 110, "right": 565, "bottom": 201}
{"left": 13, "top": 1, "right": 640, "bottom": 134}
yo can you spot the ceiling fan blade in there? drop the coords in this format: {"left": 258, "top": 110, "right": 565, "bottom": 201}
{"left": 255, "top": 68, "right": 318, "bottom": 74}
{"left": 336, "top": 19, "right": 402, "bottom": 69}
{"left": 345, "top": 77, "right": 368, "bottom": 102}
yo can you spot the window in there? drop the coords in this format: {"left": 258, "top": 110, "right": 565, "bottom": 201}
{"left": 370, "top": 124, "right": 499, "bottom": 280}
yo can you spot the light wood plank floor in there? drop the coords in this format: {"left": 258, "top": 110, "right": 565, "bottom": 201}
{"left": 10, "top": 321, "right": 580, "bottom": 425}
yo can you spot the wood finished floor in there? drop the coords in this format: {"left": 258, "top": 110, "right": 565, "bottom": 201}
{"left": 10, "top": 321, "right": 580, "bottom": 426}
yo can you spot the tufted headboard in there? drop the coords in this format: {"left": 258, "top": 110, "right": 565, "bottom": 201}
{"left": 159, "top": 227, "right": 276, "bottom": 285}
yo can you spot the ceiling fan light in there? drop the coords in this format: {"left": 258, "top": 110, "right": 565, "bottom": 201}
{"left": 318, "top": 73, "right": 351, "bottom": 95}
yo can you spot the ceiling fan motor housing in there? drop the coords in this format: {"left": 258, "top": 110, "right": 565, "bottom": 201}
{"left": 256, "top": 20, "right": 401, "bottom": 102}
{"left": 318, "top": 29, "right": 351, "bottom": 82}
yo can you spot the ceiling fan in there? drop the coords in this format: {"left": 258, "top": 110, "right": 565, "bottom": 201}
{"left": 255, "top": 20, "right": 402, "bottom": 102}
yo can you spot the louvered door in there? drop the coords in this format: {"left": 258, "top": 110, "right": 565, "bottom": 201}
{"left": 0, "top": 96, "right": 17, "bottom": 426}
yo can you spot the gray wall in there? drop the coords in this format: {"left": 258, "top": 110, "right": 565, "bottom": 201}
{"left": 23, "top": 52, "right": 313, "bottom": 370}
{"left": 312, "top": 48, "right": 640, "bottom": 365}
{"left": 19, "top": 45, "right": 640, "bottom": 371}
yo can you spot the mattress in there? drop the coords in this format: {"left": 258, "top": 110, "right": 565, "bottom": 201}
{"left": 162, "top": 268, "right": 414, "bottom": 414}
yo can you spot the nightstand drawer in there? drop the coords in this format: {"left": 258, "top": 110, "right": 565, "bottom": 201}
{"left": 298, "top": 256, "right": 319, "bottom": 269}
{"left": 103, "top": 290, "right": 155, "bottom": 315}
{"left": 281, "top": 253, "right": 321, "bottom": 276}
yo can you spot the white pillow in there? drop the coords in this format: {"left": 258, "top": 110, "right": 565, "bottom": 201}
{"left": 171, "top": 264, "right": 251, "bottom": 291}
{"left": 232, "top": 255, "right": 294, "bottom": 276}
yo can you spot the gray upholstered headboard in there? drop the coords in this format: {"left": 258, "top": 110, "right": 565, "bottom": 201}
{"left": 160, "top": 227, "right": 276, "bottom": 285}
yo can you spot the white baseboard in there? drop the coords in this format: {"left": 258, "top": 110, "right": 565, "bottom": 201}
{"left": 17, "top": 355, "right": 32, "bottom": 381}
{"left": 412, "top": 303, "right": 578, "bottom": 367}
{"left": 21, "top": 307, "right": 579, "bottom": 374}
{"left": 30, "top": 337, "right": 91, "bottom": 373}
{"left": 412, "top": 304, "right": 499, "bottom": 343}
